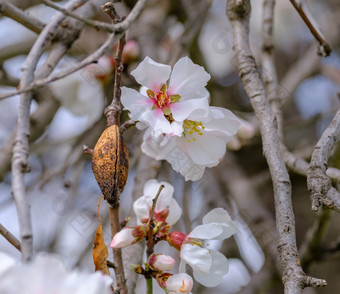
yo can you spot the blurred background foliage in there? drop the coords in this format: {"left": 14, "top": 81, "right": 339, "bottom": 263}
{"left": 0, "top": 0, "right": 340, "bottom": 293}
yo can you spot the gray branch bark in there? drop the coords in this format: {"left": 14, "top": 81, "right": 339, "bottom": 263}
{"left": 307, "top": 108, "right": 340, "bottom": 212}
{"left": 226, "top": 1, "right": 326, "bottom": 292}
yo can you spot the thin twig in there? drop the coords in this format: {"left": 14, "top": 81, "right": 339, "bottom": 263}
{"left": 307, "top": 108, "right": 340, "bottom": 212}
{"left": 0, "top": 223, "right": 21, "bottom": 252}
{"left": 40, "top": 0, "right": 108, "bottom": 30}
{"left": 40, "top": 0, "right": 149, "bottom": 33}
{"left": 11, "top": 0, "right": 85, "bottom": 263}
{"left": 0, "top": 33, "right": 118, "bottom": 101}
{"left": 146, "top": 184, "right": 165, "bottom": 258}
{"left": 104, "top": 2, "right": 126, "bottom": 127}
{"left": 100, "top": 5, "right": 129, "bottom": 293}
{"left": 123, "top": 153, "right": 161, "bottom": 293}
{"left": 226, "top": 1, "right": 327, "bottom": 292}
{"left": 289, "top": 0, "right": 331, "bottom": 56}
{"left": 0, "top": 0, "right": 149, "bottom": 101}
{"left": 120, "top": 119, "right": 137, "bottom": 133}
{"left": 109, "top": 205, "right": 127, "bottom": 294}
{"left": 0, "top": 0, "right": 45, "bottom": 34}
{"left": 145, "top": 184, "right": 164, "bottom": 294}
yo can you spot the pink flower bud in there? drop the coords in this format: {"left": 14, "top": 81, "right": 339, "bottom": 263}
{"left": 148, "top": 254, "right": 175, "bottom": 272}
{"left": 110, "top": 225, "right": 147, "bottom": 248}
{"left": 166, "top": 273, "right": 193, "bottom": 294}
{"left": 237, "top": 119, "right": 256, "bottom": 140}
{"left": 122, "top": 40, "right": 140, "bottom": 64}
{"left": 166, "top": 231, "right": 187, "bottom": 250}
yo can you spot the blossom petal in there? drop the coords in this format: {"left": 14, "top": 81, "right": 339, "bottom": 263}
{"left": 141, "top": 131, "right": 171, "bottom": 161}
{"left": 171, "top": 97, "right": 209, "bottom": 122}
{"left": 203, "top": 107, "right": 241, "bottom": 137}
{"left": 131, "top": 56, "right": 171, "bottom": 89}
{"left": 169, "top": 57, "right": 211, "bottom": 100}
{"left": 165, "top": 139, "right": 206, "bottom": 181}
{"left": 148, "top": 180, "right": 174, "bottom": 213}
{"left": 182, "top": 132, "right": 226, "bottom": 166}
{"left": 140, "top": 109, "right": 177, "bottom": 136}
{"left": 180, "top": 244, "right": 212, "bottom": 274}
{"left": 192, "top": 250, "right": 229, "bottom": 287}
{"left": 133, "top": 179, "right": 179, "bottom": 224}
{"left": 166, "top": 198, "right": 182, "bottom": 225}
{"left": 202, "top": 208, "right": 238, "bottom": 239}
{"left": 166, "top": 273, "right": 193, "bottom": 294}
{"left": 121, "top": 87, "right": 153, "bottom": 120}
{"left": 188, "top": 223, "right": 224, "bottom": 240}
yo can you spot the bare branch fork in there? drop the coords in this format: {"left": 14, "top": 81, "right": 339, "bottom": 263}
{"left": 0, "top": 0, "right": 45, "bottom": 34}
{"left": 0, "top": 0, "right": 149, "bottom": 101}
{"left": 289, "top": 0, "right": 332, "bottom": 57}
{"left": 40, "top": 0, "right": 149, "bottom": 33}
{"left": 226, "top": 1, "right": 326, "bottom": 292}
{"left": 307, "top": 108, "right": 340, "bottom": 212}
{"left": 11, "top": 0, "right": 148, "bottom": 263}
{"left": 11, "top": 0, "right": 87, "bottom": 262}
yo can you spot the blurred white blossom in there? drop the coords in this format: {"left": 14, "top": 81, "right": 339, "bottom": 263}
{"left": 0, "top": 253, "right": 112, "bottom": 294}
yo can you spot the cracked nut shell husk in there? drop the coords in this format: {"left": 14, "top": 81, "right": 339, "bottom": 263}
{"left": 92, "top": 125, "right": 129, "bottom": 206}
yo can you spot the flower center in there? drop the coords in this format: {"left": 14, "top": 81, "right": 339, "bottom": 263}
{"left": 185, "top": 237, "right": 205, "bottom": 247}
{"left": 183, "top": 120, "right": 205, "bottom": 143}
{"left": 147, "top": 84, "right": 181, "bottom": 118}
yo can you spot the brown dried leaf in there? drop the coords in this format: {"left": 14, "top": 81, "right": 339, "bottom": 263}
{"left": 92, "top": 125, "right": 129, "bottom": 206}
{"left": 93, "top": 196, "right": 110, "bottom": 275}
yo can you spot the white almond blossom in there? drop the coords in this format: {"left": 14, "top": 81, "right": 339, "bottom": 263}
{"left": 165, "top": 273, "right": 193, "bottom": 294}
{"left": 0, "top": 253, "right": 112, "bottom": 294}
{"left": 121, "top": 56, "right": 210, "bottom": 137}
{"left": 142, "top": 107, "right": 241, "bottom": 181}
{"left": 179, "top": 208, "right": 238, "bottom": 287}
{"left": 133, "top": 179, "right": 182, "bottom": 225}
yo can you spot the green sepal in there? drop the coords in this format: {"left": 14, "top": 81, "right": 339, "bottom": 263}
{"left": 170, "top": 94, "right": 181, "bottom": 103}
{"left": 147, "top": 89, "right": 155, "bottom": 99}
{"left": 162, "top": 107, "right": 171, "bottom": 115}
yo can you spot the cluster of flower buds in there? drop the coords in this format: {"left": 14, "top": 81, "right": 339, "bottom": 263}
{"left": 110, "top": 180, "right": 238, "bottom": 292}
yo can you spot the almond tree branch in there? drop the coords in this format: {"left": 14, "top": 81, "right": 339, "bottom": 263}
{"left": 0, "top": 0, "right": 149, "bottom": 101}
{"left": 109, "top": 205, "right": 127, "bottom": 294}
{"left": 0, "top": 0, "right": 45, "bottom": 34}
{"left": 307, "top": 108, "right": 340, "bottom": 212}
{"left": 0, "top": 87, "right": 60, "bottom": 181}
{"left": 11, "top": 0, "right": 86, "bottom": 262}
{"left": 289, "top": 0, "right": 331, "bottom": 57}
{"left": 0, "top": 223, "right": 21, "bottom": 252}
{"left": 123, "top": 153, "right": 161, "bottom": 293}
{"left": 104, "top": 2, "right": 126, "bottom": 127}
{"left": 40, "top": 0, "right": 148, "bottom": 33}
{"left": 40, "top": 0, "right": 108, "bottom": 30}
{"left": 226, "top": 1, "right": 326, "bottom": 292}
{"left": 0, "top": 33, "right": 117, "bottom": 101}
{"left": 0, "top": 0, "right": 113, "bottom": 181}
{"left": 260, "top": 1, "right": 340, "bottom": 186}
